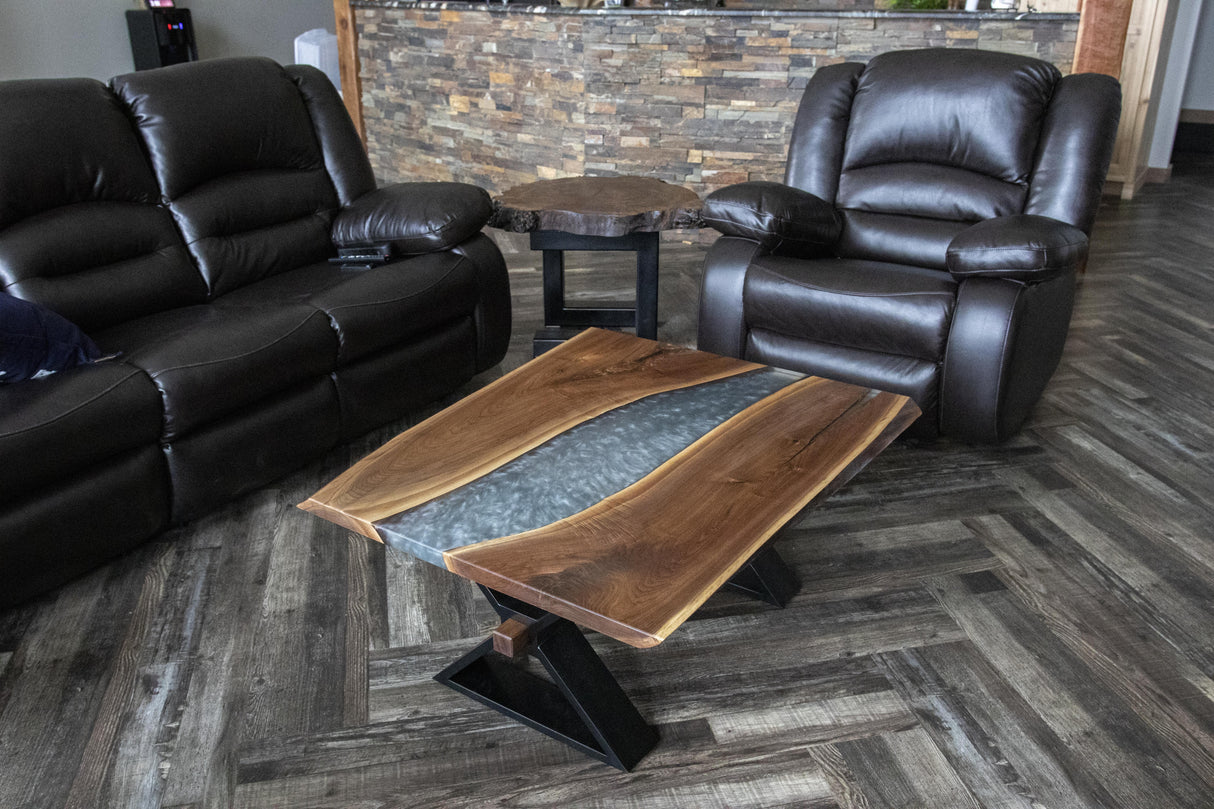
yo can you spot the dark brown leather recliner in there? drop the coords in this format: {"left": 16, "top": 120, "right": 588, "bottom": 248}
{"left": 697, "top": 49, "right": 1121, "bottom": 443}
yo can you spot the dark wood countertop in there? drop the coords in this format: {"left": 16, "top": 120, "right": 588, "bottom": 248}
{"left": 351, "top": 0, "right": 1077, "bottom": 19}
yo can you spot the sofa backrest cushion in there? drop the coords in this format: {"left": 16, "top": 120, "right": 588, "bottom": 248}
{"left": 0, "top": 78, "right": 205, "bottom": 331}
{"left": 285, "top": 64, "right": 377, "bottom": 208}
{"left": 112, "top": 58, "right": 342, "bottom": 297}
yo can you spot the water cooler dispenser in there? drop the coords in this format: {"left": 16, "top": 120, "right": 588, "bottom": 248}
{"left": 126, "top": 3, "right": 198, "bottom": 71}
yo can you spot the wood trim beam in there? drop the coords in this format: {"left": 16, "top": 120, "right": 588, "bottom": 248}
{"left": 333, "top": 0, "right": 364, "bottom": 143}
{"left": 1072, "top": 0, "right": 1136, "bottom": 77}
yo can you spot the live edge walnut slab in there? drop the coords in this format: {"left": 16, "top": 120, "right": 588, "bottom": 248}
{"left": 488, "top": 175, "right": 704, "bottom": 237}
{"left": 300, "top": 329, "right": 919, "bottom": 649}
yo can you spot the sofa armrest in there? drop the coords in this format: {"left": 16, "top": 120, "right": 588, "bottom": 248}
{"left": 332, "top": 182, "right": 493, "bottom": 256}
{"left": 946, "top": 215, "right": 1088, "bottom": 282}
{"left": 701, "top": 181, "right": 841, "bottom": 258}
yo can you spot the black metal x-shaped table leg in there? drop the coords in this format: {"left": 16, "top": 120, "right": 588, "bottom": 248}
{"left": 434, "top": 543, "right": 798, "bottom": 770}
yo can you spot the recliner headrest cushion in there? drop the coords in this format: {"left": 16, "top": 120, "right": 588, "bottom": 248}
{"left": 843, "top": 49, "right": 1061, "bottom": 185}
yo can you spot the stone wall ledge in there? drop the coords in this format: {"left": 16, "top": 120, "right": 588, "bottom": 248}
{"left": 352, "top": 0, "right": 1076, "bottom": 21}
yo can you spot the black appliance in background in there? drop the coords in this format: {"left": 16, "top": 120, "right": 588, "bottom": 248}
{"left": 125, "top": 5, "right": 197, "bottom": 71}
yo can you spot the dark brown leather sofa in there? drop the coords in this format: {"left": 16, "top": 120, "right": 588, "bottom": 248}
{"left": 698, "top": 49, "right": 1120, "bottom": 443}
{"left": 0, "top": 58, "right": 511, "bottom": 607}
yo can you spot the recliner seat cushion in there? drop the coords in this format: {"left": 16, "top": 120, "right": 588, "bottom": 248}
{"left": 743, "top": 256, "right": 957, "bottom": 361}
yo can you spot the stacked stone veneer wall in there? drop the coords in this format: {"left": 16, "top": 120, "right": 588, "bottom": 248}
{"left": 357, "top": 5, "right": 1078, "bottom": 205}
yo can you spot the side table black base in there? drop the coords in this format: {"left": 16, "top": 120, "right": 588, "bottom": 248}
{"left": 531, "top": 230, "right": 660, "bottom": 357}
{"left": 533, "top": 326, "right": 591, "bottom": 357}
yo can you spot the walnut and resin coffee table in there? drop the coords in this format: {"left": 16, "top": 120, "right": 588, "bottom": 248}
{"left": 300, "top": 329, "right": 919, "bottom": 770}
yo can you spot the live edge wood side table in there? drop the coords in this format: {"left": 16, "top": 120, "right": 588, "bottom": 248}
{"left": 299, "top": 329, "right": 919, "bottom": 771}
{"left": 489, "top": 175, "right": 702, "bottom": 355}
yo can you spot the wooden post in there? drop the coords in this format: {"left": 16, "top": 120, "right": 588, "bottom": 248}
{"left": 1072, "top": 0, "right": 1135, "bottom": 77}
{"left": 333, "top": 0, "right": 364, "bottom": 143}
{"left": 1074, "top": 0, "right": 1174, "bottom": 198}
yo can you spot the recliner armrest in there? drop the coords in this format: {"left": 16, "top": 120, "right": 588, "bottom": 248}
{"left": 332, "top": 182, "right": 493, "bottom": 256}
{"left": 701, "top": 181, "right": 841, "bottom": 258}
{"left": 947, "top": 214, "right": 1087, "bottom": 282}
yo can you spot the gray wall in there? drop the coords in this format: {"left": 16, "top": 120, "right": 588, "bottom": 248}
{"left": 1149, "top": 0, "right": 1203, "bottom": 168}
{"left": 0, "top": 0, "right": 335, "bottom": 81}
{"left": 1182, "top": 0, "right": 1213, "bottom": 111}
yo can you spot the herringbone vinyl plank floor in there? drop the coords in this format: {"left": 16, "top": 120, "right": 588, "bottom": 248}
{"left": 1, "top": 155, "right": 1212, "bottom": 809}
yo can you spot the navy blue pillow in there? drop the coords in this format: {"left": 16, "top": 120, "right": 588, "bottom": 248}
{"left": 0, "top": 293, "right": 101, "bottom": 383}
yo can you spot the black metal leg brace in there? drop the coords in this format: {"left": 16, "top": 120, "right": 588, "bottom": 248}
{"left": 435, "top": 545, "right": 796, "bottom": 770}
{"left": 724, "top": 544, "right": 800, "bottom": 607}
{"left": 434, "top": 586, "right": 659, "bottom": 771}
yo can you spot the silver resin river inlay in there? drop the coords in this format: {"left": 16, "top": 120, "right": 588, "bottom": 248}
{"left": 374, "top": 366, "right": 806, "bottom": 567}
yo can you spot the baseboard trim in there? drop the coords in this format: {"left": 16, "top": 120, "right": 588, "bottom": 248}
{"left": 1179, "top": 108, "right": 1214, "bottom": 125}
{"left": 1142, "top": 166, "right": 1172, "bottom": 184}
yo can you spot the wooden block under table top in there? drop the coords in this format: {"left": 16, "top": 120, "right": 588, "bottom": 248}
{"left": 492, "top": 618, "right": 534, "bottom": 659}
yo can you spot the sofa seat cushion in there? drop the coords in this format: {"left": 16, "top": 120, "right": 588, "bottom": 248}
{"left": 308, "top": 253, "right": 483, "bottom": 362}
{"left": 216, "top": 252, "right": 484, "bottom": 364}
{"left": 94, "top": 303, "right": 337, "bottom": 441}
{"left": 0, "top": 361, "right": 163, "bottom": 498}
{"left": 744, "top": 256, "right": 957, "bottom": 362}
